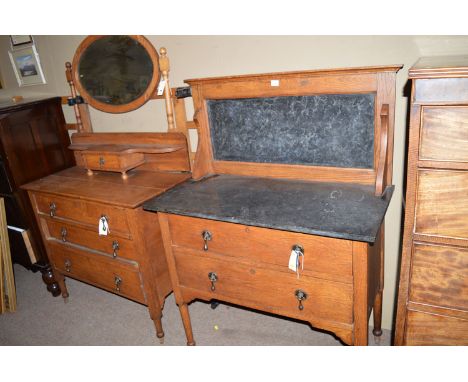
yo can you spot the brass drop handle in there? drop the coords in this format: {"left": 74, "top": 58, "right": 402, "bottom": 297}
{"left": 292, "top": 244, "right": 304, "bottom": 257}
{"left": 202, "top": 230, "right": 212, "bottom": 251}
{"left": 295, "top": 289, "right": 307, "bottom": 311}
{"left": 49, "top": 202, "right": 56, "bottom": 217}
{"left": 114, "top": 276, "right": 122, "bottom": 292}
{"left": 208, "top": 272, "right": 218, "bottom": 291}
{"left": 61, "top": 227, "right": 67, "bottom": 242}
{"left": 112, "top": 240, "right": 120, "bottom": 258}
{"left": 99, "top": 156, "right": 105, "bottom": 167}
{"left": 64, "top": 259, "right": 71, "bottom": 272}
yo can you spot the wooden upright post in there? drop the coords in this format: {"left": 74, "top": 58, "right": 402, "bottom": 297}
{"left": 159, "top": 48, "right": 176, "bottom": 131}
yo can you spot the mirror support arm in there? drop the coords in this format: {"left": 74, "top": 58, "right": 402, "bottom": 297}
{"left": 159, "top": 47, "right": 176, "bottom": 131}
{"left": 65, "top": 62, "right": 84, "bottom": 133}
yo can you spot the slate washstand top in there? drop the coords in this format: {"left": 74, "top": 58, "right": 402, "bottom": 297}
{"left": 143, "top": 174, "right": 394, "bottom": 243}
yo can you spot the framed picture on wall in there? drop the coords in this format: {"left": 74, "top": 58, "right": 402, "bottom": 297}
{"left": 10, "top": 35, "right": 33, "bottom": 47}
{"left": 8, "top": 45, "right": 46, "bottom": 86}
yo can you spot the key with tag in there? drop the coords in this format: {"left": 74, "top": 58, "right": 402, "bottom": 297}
{"left": 99, "top": 215, "right": 109, "bottom": 236}
{"left": 157, "top": 79, "right": 166, "bottom": 96}
{"left": 288, "top": 244, "right": 304, "bottom": 278}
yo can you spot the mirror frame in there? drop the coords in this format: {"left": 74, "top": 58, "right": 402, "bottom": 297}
{"left": 72, "top": 35, "right": 160, "bottom": 113}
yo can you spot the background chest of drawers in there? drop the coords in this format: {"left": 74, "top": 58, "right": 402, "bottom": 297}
{"left": 0, "top": 97, "right": 75, "bottom": 295}
{"left": 23, "top": 132, "right": 191, "bottom": 339}
{"left": 395, "top": 56, "right": 468, "bottom": 345}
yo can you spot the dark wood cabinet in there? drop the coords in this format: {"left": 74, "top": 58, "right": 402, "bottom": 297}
{"left": 0, "top": 97, "right": 75, "bottom": 295}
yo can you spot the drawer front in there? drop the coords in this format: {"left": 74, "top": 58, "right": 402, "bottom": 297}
{"left": 415, "top": 170, "right": 468, "bottom": 240}
{"left": 83, "top": 152, "right": 144, "bottom": 172}
{"left": 168, "top": 215, "right": 353, "bottom": 282}
{"left": 405, "top": 310, "right": 468, "bottom": 345}
{"left": 409, "top": 243, "right": 468, "bottom": 311}
{"left": 34, "top": 193, "right": 130, "bottom": 236}
{"left": 174, "top": 247, "right": 353, "bottom": 324}
{"left": 47, "top": 240, "right": 145, "bottom": 303}
{"left": 420, "top": 107, "right": 468, "bottom": 163}
{"left": 44, "top": 219, "right": 138, "bottom": 262}
{"left": 415, "top": 78, "right": 468, "bottom": 104}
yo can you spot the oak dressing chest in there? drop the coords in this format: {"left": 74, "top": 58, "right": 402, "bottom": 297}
{"left": 144, "top": 65, "right": 402, "bottom": 345}
{"left": 22, "top": 36, "right": 192, "bottom": 339}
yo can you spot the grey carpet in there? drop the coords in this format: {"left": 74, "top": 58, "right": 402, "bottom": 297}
{"left": 0, "top": 264, "right": 390, "bottom": 346}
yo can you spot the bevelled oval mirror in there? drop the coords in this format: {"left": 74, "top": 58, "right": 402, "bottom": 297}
{"left": 72, "top": 35, "right": 160, "bottom": 113}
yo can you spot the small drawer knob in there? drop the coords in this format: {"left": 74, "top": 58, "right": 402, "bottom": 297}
{"left": 64, "top": 259, "right": 72, "bottom": 272}
{"left": 112, "top": 240, "right": 120, "bottom": 258}
{"left": 208, "top": 272, "right": 218, "bottom": 291}
{"left": 202, "top": 230, "right": 212, "bottom": 251}
{"left": 114, "top": 275, "right": 122, "bottom": 292}
{"left": 49, "top": 202, "right": 56, "bottom": 217}
{"left": 61, "top": 227, "right": 68, "bottom": 242}
{"left": 295, "top": 289, "right": 307, "bottom": 310}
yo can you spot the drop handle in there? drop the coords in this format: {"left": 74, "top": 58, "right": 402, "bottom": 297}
{"left": 114, "top": 276, "right": 122, "bottom": 292}
{"left": 61, "top": 227, "right": 67, "bottom": 242}
{"left": 112, "top": 240, "right": 120, "bottom": 258}
{"left": 99, "top": 156, "right": 105, "bottom": 167}
{"left": 64, "top": 259, "right": 71, "bottom": 272}
{"left": 202, "top": 230, "right": 212, "bottom": 251}
{"left": 208, "top": 272, "right": 218, "bottom": 291}
{"left": 295, "top": 289, "right": 307, "bottom": 310}
{"left": 49, "top": 202, "right": 56, "bottom": 217}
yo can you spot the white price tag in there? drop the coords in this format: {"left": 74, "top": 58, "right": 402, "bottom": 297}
{"left": 99, "top": 216, "right": 109, "bottom": 236}
{"left": 288, "top": 250, "right": 298, "bottom": 272}
{"left": 157, "top": 79, "right": 166, "bottom": 95}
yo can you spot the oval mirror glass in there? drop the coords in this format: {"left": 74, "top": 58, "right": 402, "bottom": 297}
{"left": 73, "top": 35, "right": 160, "bottom": 113}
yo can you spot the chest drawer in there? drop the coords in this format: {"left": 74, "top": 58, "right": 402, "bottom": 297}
{"left": 47, "top": 240, "right": 145, "bottom": 304}
{"left": 44, "top": 219, "right": 138, "bottom": 262}
{"left": 409, "top": 243, "right": 468, "bottom": 312}
{"left": 81, "top": 152, "right": 145, "bottom": 173}
{"left": 415, "top": 170, "right": 468, "bottom": 241}
{"left": 419, "top": 107, "right": 468, "bottom": 163}
{"left": 33, "top": 193, "right": 131, "bottom": 237}
{"left": 173, "top": 247, "right": 353, "bottom": 324}
{"left": 168, "top": 215, "right": 353, "bottom": 282}
{"left": 405, "top": 310, "right": 468, "bottom": 345}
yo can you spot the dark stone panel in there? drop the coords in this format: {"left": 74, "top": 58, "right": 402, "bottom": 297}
{"left": 144, "top": 175, "right": 393, "bottom": 243}
{"left": 207, "top": 93, "right": 375, "bottom": 169}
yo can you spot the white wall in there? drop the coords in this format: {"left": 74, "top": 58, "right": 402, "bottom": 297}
{"left": 2, "top": 35, "right": 468, "bottom": 331}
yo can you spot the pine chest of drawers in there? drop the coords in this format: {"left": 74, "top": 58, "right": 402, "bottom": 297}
{"left": 23, "top": 132, "right": 191, "bottom": 339}
{"left": 395, "top": 56, "right": 468, "bottom": 345}
{"left": 144, "top": 66, "right": 401, "bottom": 345}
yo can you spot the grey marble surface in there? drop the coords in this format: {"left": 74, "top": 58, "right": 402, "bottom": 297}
{"left": 143, "top": 175, "right": 393, "bottom": 243}
{"left": 207, "top": 93, "right": 375, "bottom": 169}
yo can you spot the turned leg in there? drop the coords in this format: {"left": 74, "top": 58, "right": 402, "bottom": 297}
{"left": 373, "top": 291, "right": 383, "bottom": 337}
{"left": 152, "top": 315, "right": 165, "bottom": 340}
{"left": 39, "top": 263, "right": 61, "bottom": 297}
{"left": 179, "top": 303, "right": 196, "bottom": 346}
{"left": 55, "top": 271, "right": 69, "bottom": 299}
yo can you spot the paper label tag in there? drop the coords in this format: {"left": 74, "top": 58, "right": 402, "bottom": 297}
{"left": 288, "top": 250, "right": 298, "bottom": 272}
{"left": 157, "top": 79, "right": 166, "bottom": 95}
{"left": 270, "top": 79, "right": 280, "bottom": 87}
{"left": 99, "top": 216, "right": 109, "bottom": 236}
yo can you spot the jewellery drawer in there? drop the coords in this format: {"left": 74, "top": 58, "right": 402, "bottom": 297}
{"left": 168, "top": 215, "right": 353, "bottom": 282}
{"left": 44, "top": 219, "right": 138, "bottom": 262}
{"left": 33, "top": 192, "right": 131, "bottom": 237}
{"left": 81, "top": 152, "right": 145, "bottom": 173}
{"left": 404, "top": 310, "right": 468, "bottom": 345}
{"left": 415, "top": 169, "right": 468, "bottom": 241}
{"left": 173, "top": 247, "right": 353, "bottom": 324}
{"left": 419, "top": 107, "right": 468, "bottom": 163}
{"left": 409, "top": 243, "right": 468, "bottom": 311}
{"left": 47, "top": 240, "right": 145, "bottom": 304}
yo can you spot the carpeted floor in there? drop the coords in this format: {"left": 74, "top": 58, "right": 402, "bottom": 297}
{"left": 0, "top": 264, "right": 390, "bottom": 346}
